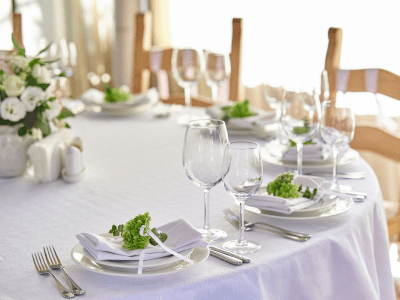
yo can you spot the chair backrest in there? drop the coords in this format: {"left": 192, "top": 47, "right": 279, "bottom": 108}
{"left": 0, "top": 13, "right": 22, "bottom": 55}
{"left": 132, "top": 12, "right": 243, "bottom": 105}
{"left": 324, "top": 27, "right": 400, "bottom": 162}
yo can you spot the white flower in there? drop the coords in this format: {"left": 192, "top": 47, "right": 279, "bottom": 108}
{"left": 0, "top": 97, "right": 26, "bottom": 122}
{"left": 20, "top": 86, "right": 44, "bottom": 112}
{"left": 3, "top": 75, "right": 25, "bottom": 97}
{"left": 32, "top": 65, "right": 52, "bottom": 84}
{"left": 10, "top": 55, "right": 29, "bottom": 70}
{"left": 45, "top": 99, "right": 62, "bottom": 120}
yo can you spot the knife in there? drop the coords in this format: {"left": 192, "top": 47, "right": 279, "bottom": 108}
{"left": 210, "top": 249, "right": 243, "bottom": 265}
{"left": 209, "top": 246, "right": 251, "bottom": 263}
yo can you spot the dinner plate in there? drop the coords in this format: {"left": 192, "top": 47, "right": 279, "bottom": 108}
{"left": 261, "top": 147, "right": 360, "bottom": 169}
{"left": 89, "top": 247, "right": 194, "bottom": 270}
{"left": 241, "top": 196, "right": 354, "bottom": 220}
{"left": 71, "top": 244, "right": 209, "bottom": 278}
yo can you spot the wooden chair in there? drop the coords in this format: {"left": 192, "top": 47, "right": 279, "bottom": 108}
{"left": 132, "top": 12, "right": 242, "bottom": 107}
{"left": 325, "top": 27, "right": 400, "bottom": 239}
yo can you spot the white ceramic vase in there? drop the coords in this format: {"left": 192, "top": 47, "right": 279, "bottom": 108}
{"left": 0, "top": 126, "right": 35, "bottom": 177}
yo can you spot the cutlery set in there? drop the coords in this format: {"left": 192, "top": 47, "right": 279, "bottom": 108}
{"left": 32, "top": 246, "right": 84, "bottom": 298}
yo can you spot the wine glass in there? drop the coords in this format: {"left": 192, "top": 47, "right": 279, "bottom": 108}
{"left": 280, "top": 86, "right": 321, "bottom": 175}
{"left": 172, "top": 48, "right": 204, "bottom": 124}
{"left": 204, "top": 52, "right": 231, "bottom": 103}
{"left": 222, "top": 141, "right": 263, "bottom": 254}
{"left": 262, "top": 83, "right": 295, "bottom": 144}
{"left": 320, "top": 101, "right": 355, "bottom": 192}
{"left": 183, "top": 119, "right": 229, "bottom": 243}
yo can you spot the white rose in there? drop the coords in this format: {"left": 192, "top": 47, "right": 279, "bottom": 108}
{"left": 32, "top": 64, "right": 41, "bottom": 78}
{"left": 20, "top": 86, "right": 44, "bottom": 112}
{"left": 3, "top": 75, "right": 25, "bottom": 97}
{"left": 0, "top": 97, "right": 26, "bottom": 122}
{"left": 39, "top": 67, "right": 52, "bottom": 84}
{"left": 45, "top": 99, "right": 62, "bottom": 120}
{"left": 10, "top": 55, "right": 29, "bottom": 70}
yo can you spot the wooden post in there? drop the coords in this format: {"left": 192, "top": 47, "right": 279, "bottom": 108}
{"left": 230, "top": 18, "right": 243, "bottom": 101}
{"left": 12, "top": 13, "right": 23, "bottom": 48}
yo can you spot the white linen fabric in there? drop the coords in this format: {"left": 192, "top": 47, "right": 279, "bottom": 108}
{"left": 0, "top": 106, "right": 395, "bottom": 300}
{"left": 77, "top": 218, "right": 207, "bottom": 261}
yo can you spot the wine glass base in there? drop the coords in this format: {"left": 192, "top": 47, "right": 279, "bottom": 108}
{"left": 198, "top": 229, "right": 227, "bottom": 243}
{"left": 222, "top": 240, "right": 261, "bottom": 254}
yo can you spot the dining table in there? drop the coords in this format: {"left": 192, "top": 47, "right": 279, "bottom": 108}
{"left": 0, "top": 104, "right": 396, "bottom": 300}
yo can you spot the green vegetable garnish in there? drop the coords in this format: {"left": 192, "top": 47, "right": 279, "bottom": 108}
{"left": 266, "top": 172, "right": 318, "bottom": 199}
{"left": 108, "top": 212, "right": 168, "bottom": 250}
{"left": 293, "top": 117, "right": 311, "bottom": 134}
{"left": 221, "top": 99, "right": 255, "bottom": 122}
{"left": 289, "top": 138, "right": 315, "bottom": 147}
{"left": 104, "top": 84, "right": 130, "bottom": 103}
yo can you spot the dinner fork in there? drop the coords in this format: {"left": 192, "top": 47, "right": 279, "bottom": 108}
{"left": 32, "top": 252, "right": 75, "bottom": 299}
{"left": 43, "top": 246, "right": 85, "bottom": 295}
{"left": 224, "top": 209, "right": 310, "bottom": 241}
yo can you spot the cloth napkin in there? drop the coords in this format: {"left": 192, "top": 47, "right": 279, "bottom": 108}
{"left": 76, "top": 218, "right": 207, "bottom": 261}
{"left": 266, "top": 139, "right": 349, "bottom": 162}
{"left": 205, "top": 103, "right": 275, "bottom": 129}
{"left": 27, "top": 128, "right": 75, "bottom": 183}
{"left": 80, "top": 87, "right": 158, "bottom": 109}
{"left": 246, "top": 174, "right": 326, "bottom": 214}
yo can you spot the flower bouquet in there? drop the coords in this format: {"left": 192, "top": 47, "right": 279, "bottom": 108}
{"left": 0, "top": 35, "right": 74, "bottom": 177}
{"left": 0, "top": 35, "right": 74, "bottom": 136}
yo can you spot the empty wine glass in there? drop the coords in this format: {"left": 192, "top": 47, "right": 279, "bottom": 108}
{"left": 172, "top": 48, "right": 204, "bottom": 124}
{"left": 204, "top": 52, "right": 231, "bottom": 102}
{"left": 262, "top": 83, "right": 295, "bottom": 144}
{"left": 320, "top": 101, "right": 355, "bottom": 192}
{"left": 183, "top": 119, "right": 229, "bottom": 243}
{"left": 281, "top": 86, "right": 321, "bottom": 175}
{"left": 222, "top": 141, "right": 263, "bottom": 254}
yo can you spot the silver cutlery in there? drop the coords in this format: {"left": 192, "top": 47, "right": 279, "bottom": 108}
{"left": 330, "top": 189, "right": 367, "bottom": 198}
{"left": 43, "top": 246, "right": 85, "bottom": 296}
{"left": 304, "top": 171, "right": 366, "bottom": 179}
{"left": 209, "top": 246, "right": 251, "bottom": 263}
{"left": 210, "top": 249, "right": 243, "bottom": 265}
{"left": 223, "top": 210, "right": 308, "bottom": 242}
{"left": 32, "top": 252, "right": 75, "bottom": 299}
{"left": 224, "top": 208, "right": 311, "bottom": 239}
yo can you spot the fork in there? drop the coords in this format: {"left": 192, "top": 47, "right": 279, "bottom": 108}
{"left": 224, "top": 209, "right": 311, "bottom": 241}
{"left": 32, "top": 252, "right": 75, "bottom": 299}
{"left": 44, "top": 246, "right": 85, "bottom": 295}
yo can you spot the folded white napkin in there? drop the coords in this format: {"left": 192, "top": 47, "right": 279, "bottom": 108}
{"left": 77, "top": 218, "right": 207, "bottom": 261}
{"left": 27, "top": 128, "right": 75, "bottom": 182}
{"left": 266, "top": 139, "right": 349, "bottom": 162}
{"left": 205, "top": 103, "right": 275, "bottom": 129}
{"left": 80, "top": 87, "right": 158, "bottom": 109}
{"left": 246, "top": 174, "right": 326, "bottom": 214}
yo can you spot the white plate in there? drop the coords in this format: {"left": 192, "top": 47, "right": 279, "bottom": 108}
{"left": 241, "top": 197, "right": 354, "bottom": 220}
{"left": 71, "top": 244, "right": 209, "bottom": 278}
{"left": 89, "top": 248, "right": 194, "bottom": 270}
{"left": 261, "top": 147, "right": 360, "bottom": 169}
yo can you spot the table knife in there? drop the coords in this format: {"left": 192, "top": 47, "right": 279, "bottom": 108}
{"left": 210, "top": 249, "right": 243, "bottom": 265}
{"left": 210, "top": 246, "right": 251, "bottom": 263}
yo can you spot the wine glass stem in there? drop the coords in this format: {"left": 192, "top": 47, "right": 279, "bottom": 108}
{"left": 331, "top": 145, "right": 339, "bottom": 189}
{"left": 203, "top": 188, "right": 211, "bottom": 232}
{"left": 184, "top": 86, "right": 191, "bottom": 107}
{"left": 211, "top": 84, "right": 218, "bottom": 103}
{"left": 296, "top": 142, "right": 304, "bottom": 175}
{"left": 276, "top": 108, "right": 283, "bottom": 143}
{"left": 237, "top": 198, "right": 247, "bottom": 246}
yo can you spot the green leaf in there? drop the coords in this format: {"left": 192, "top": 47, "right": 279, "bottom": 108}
{"left": 58, "top": 72, "right": 66, "bottom": 77}
{"left": 37, "top": 83, "right": 50, "bottom": 91}
{"left": 35, "top": 118, "right": 51, "bottom": 137}
{"left": 64, "top": 123, "right": 71, "bottom": 128}
{"left": 18, "top": 126, "right": 27, "bottom": 136}
{"left": 41, "top": 59, "right": 59, "bottom": 65}
{"left": 36, "top": 42, "right": 52, "bottom": 57}
{"left": 11, "top": 33, "right": 23, "bottom": 52}
{"left": 29, "top": 58, "right": 41, "bottom": 69}
{"left": 56, "top": 108, "right": 75, "bottom": 120}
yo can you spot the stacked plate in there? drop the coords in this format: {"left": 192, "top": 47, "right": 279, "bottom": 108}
{"left": 71, "top": 233, "right": 209, "bottom": 278}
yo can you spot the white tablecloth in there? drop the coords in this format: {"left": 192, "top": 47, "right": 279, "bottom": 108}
{"left": 0, "top": 106, "right": 395, "bottom": 300}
